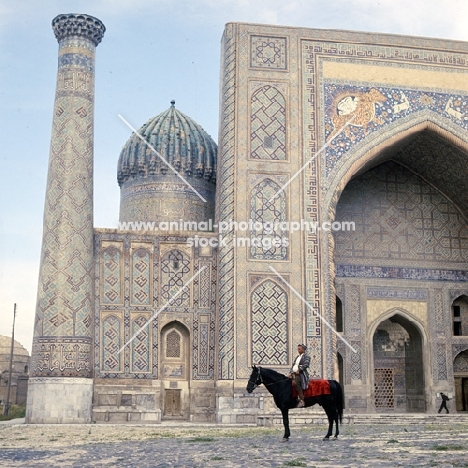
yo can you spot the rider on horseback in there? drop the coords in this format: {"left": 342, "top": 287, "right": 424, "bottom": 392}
{"left": 288, "top": 344, "right": 310, "bottom": 408}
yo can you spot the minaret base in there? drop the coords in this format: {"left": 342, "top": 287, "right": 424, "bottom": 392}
{"left": 25, "top": 377, "right": 93, "bottom": 424}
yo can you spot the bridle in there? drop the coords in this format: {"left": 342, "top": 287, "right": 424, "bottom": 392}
{"left": 249, "top": 366, "right": 291, "bottom": 389}
{"left": 248, "top": 366, "right": 263, "bottom": 391}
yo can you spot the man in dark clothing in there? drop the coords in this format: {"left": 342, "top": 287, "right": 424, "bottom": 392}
{"left": 438, "top": 392, "right": 450, "bottom": 413}
{"left": 288, "top": 344, "right": 310, "bottom": 408}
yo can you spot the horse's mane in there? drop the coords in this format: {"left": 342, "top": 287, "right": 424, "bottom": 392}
{"left": 259, "top": 366, "right": 287, "bottom": 380}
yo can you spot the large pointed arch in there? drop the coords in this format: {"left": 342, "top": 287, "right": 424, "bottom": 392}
{"left": 325, "top": 113, "right": 468, "bottom": 221}
{"left": 322, "top": 117, "right": 468, "bottom": 381}
{"left": 369, "top": 309, "right": 427, "bottom": 412}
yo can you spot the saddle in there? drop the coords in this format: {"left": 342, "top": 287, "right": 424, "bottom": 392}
{"left": 292, "top": 379, "right": 331, "bottom": 398}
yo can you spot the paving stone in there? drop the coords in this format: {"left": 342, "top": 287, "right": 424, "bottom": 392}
{"left": 0, "top": 419, "right": 468, "bottom": 467}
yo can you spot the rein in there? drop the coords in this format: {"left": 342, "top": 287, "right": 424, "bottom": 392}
{"left": 251, "top": 367, "right": 290, "bottom": 389}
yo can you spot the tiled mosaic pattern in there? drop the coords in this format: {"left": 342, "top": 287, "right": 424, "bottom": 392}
{"left": 249, "top": 178, "right": 287, "bottom": 260}
{"left": 131, "top": 315, "right": 151, "bottom": 373}
{"left": 216, "top": 25, "right": 237, "bottom": 379}
{"left": 94, "top": 233, "right": 216, "bottom": 381}
{"left": 302, "top": 36, "right": 468, "bottom": 383}
{"left": 102, "top": 314, "right": 122, "bottom": 372}
{"left": 131, "top": 248, "right": 152, "bottom": 306}
{"left": 454, "top": 350, "right": 468, "bottom": 372}
{"left": 251, "top": 280, "right": 288, "bottom": 365}
{"left": 102, "top": 247, "right": 123, "bottom": 305}
{"left": 250, "top": 36, "right": 287, "bottom": 69}
{"left": 250, "top": 85, "right": 286, "bottom": 160}
{"left": 160, "top": 250, "right": 191, "bottom": 307}
{"left": 334, "top": 161, "right": 468, "bottom": 269}
{"left": 31, "top": 27, "right": 103, "bottom": 378}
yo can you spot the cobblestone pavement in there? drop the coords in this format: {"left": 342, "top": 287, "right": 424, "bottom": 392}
{"left": 1, "top": 421, "right": 468, "bottom": 467}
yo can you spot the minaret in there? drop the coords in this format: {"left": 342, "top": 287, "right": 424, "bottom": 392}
{"left": 26, "top": 14, "right": 105, "bottom": 423}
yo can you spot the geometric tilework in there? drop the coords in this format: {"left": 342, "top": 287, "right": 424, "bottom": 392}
{"left": 250, "top": 86, "right": 286, "bottom": 160}
{"left": 102, "top": 247, "right": 123, "bottom": 304}
{"left": 94, "top": 231, "right": 216, "bottom": 383}
{"left": 251, "top": 280, "right": 288, "bottom": 365}
{"left": 453, "top": 350, "right": 468, "bottom": 373}
{"left": 160, "top": 250, "right": 191, "bottom": 307}
{"left": 349, "top": 286, "right": 361, "bottom": 330}
{"left": 302, "top": 44, "right": 323, "bottom": 377}
{"left": 198, "top": 262, "right": 211, "bottom": 309}
{"left": 102, "top": 314, "right": 122, "bottom": 373}
{"left": 303, "top": 37, "right": 468, "bottom": 382}
{"left": 334, "top": 161, "right": 468, "bottom": 269}
{"left": 198, "top": 320, "right": 209, "bottom": 375}
{"left": 131, "top": 315, "right": 150, "bottom": 373}
{"left": 307, "top": 336, "right": 322, "bottom": 379}
{"left": 250, "top": 36, "right": 287, "bottom": 69}
{"left": 192, "top": 311, "right": 215, "bottom": 380}
{"left": 437, "top": 343, "right": 448, "bottom": 381}
{"left": 131, "top": 248, "right": 151, "bottom": 306}
{"left": 350, "top": 341, "right": 362, "bottom": 381}
{"left": 217, "top": 24, "right": 237, "bottom": 379}
{"left": 250, "top": 178, "right": 288, "bottom": 260}
{"left": 31, "top": 31, "right": 100, "bottom": 378}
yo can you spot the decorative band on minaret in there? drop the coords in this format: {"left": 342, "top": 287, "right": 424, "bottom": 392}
{"left": 26, "top": 14, "right": 105, "bottom": 423}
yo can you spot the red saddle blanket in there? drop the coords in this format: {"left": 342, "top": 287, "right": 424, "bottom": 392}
{"left": 292, "top": 379, "right": 331, "bottom": 398}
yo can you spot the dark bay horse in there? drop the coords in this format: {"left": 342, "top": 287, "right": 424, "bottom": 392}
{"left": 246, "top": 366, "right": 343, "bottom": 441}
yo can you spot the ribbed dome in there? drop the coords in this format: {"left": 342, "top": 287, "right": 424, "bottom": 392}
{"left": 118, "top": 101, "right": 217, "bottom": 186}
{"left": 117, "top": 102, "right": 217, "bottom": 225}
{"left": 0, "top": 336, "right": 29, "bottom": 357}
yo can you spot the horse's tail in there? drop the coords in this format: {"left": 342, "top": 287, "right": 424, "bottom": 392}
{"left": 333, "top": 380, "right": 344, "bottom": 423}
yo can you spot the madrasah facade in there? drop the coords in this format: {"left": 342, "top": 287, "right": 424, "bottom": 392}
{"left": 26, "top": 13, "right": 468, "bottom": 423}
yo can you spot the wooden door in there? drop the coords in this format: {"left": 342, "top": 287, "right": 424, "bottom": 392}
{"left": 165, "top": 389, "right": 181, "bottom": 417}
{"left": 463, "top": 378, "right": 468, "bottom": 411}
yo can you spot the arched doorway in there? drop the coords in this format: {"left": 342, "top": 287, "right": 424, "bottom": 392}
{"left": 454, "top": 350, "right": 468, "bottom": 412}
{"left": 160, "top": 321, "right": 190, "bottom": 419}
{"left": 452, "top": 296, "right": 468, "bottom": 337}
{"left": 372, "top": 314, "right": 425, "bottom": 412}
{"left": 327, "top": 122, "right": 468, "bottom": 412}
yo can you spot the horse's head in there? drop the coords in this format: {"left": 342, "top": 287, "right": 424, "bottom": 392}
{"left": 246, "top": 365, "right": 262, "bottom": 393}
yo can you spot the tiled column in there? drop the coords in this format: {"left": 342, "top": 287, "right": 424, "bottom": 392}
{"left": 26, "top": 14, "right": 105, "bottom": 423}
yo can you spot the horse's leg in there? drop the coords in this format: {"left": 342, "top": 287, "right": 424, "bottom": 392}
{"left": 281, "top": 408, "right": 290, "bottom": 441}
{"left": 323, "top": 407, "right": 334, "bottom": 441}
{"left": 333, "top": 406, "right": 339, "bottom": 439}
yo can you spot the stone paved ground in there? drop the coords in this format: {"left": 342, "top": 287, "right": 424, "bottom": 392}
{"left": 1, "top": 421, "right": 468, "bottom": 467}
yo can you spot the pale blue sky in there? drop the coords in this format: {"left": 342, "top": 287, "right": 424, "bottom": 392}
{"left": 1, "top": 0, "right": 467, "bottom": 352}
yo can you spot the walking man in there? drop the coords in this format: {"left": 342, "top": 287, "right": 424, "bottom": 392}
{"left": 438, "top": 392, "right": 450, "bottom": 413}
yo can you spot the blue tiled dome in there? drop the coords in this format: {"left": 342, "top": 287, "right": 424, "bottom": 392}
{"left": 117, "top": 101, "right": 217, "bottom": 186}
{"left": 117, "top": 102, "right": 217, "bottom": 224}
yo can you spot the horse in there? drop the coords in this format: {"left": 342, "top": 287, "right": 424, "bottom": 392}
{"left": 246, "top": 366, "right": 343, "bottom": 441}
